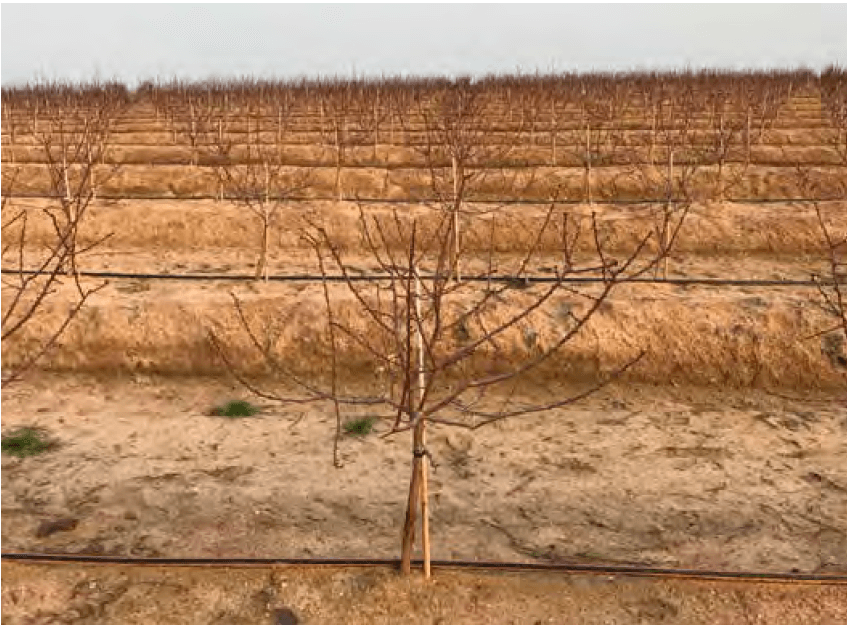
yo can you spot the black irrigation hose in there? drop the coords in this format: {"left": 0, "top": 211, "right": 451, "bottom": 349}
{"left": 1, "top": 267, "right": 841, "bottom": 288}
{"left": 3, "top": 553, "right": 846, "bottom": 585}
{"left": 5, "top": 192, "right": 841, "bottom": 205}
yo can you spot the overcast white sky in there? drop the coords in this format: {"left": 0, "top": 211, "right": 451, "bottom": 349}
{"left": 2, "top": 3, "right": 844, "bottom": 85}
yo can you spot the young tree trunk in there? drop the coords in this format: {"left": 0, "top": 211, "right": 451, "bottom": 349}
{"left": 187, "top": 99, "right": 199, "bottom": 167}
{"left": 745, "top": 106, "right": 752, "bottom": 167}
{"left": 90, "top": 159, "right": 97, "bottom": 202}
{"left": 551, "top": 101, "right": 557, "bottom": 167}
{"left": 531, "top": 104, "right": 537, "bottom": 145}
{"left": 585, "top": 118, "right": 593, "bottom": 205}
{"left": 191, "top": 123, "right": 198, "bottom": 166}
{"left": 400, "top": 267, "right": 430, "bottom": 577}
{"left": 374, "top": 92, "right": 380, "bottom": 161}
{"left": 452, "top": 154, "right": 462, "bottom": 282}
{"left": 400, "top": 422, "right": 424, "bottom": 574}
{"left": 649, "top": 102, "right": 657, "bottom": 168}
{"left": 521, "top": 104, "right": 526, "bottom": 142}
{"left": 63, "top": 159, "right": 72, "bottom": 203}
{"left": 256, "top": 166, "right": 272, "bottom": 282}
{"left": 4, "top": 104, "right": 15, "bottom": 164}
{"left": 59, "top": 128, "right": 79, "bottom": 277}
{"left": 334, "top": 120, "right": 344, "bottom": 201}
{"left": 662, "top": 149, "right": 674, "bottom": 280}
{"left": 255, "top": 218, "right": 269, "bottom": 281}
{"left": 717, "top": 112, "right": 725, "bottom": 201}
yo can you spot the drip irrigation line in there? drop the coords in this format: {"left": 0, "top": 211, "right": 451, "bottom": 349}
{"left": 3, "top": 553, "right": 845, "bottom": 585}
{"left": 7, "top": 154, "right": 841, "bottom": 169}
{"left": 1, "top": 267, "right": 840, "bottom": 288}
{"left": 4, "top": 192, "right": 840, "bottom": 206}
{"left": 5, "top": 138, "right": 840, "bottom": 149}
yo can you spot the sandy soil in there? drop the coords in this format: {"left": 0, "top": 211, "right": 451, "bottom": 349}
{"left": 3, "top": 560, "right": 846, "bottom": 625}
{"left": 79, "top": 248, "right": 829, "bottom": 282}
{"left": 6, "top": 161, "right": 845, "bottom": 203}
{"left": 4, "top": 271, "right": 842, "bottom": 390}
{"left": 3, "top": 374, "right": 845, "bottom": 575}
{"left": 6, "top": 197, "right": 846, "bottom": 257}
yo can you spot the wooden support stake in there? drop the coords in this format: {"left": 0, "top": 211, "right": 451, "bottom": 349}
{"left": 414, "top": 268, "right": 430, "bottom": 579}
{"left": 585, "top": 117, "right": 593, "bottom": 206}
{"left": 400, "top": 443, "right": 422, "bottom": 575}
{"left": 452, "top": 154, "right": 462, "bottom": 282}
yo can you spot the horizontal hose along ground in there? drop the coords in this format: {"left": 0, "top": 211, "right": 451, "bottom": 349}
{"left": 3, "top": 553, "right": 846, "bottom": 585}
{"left": 1, "top": 268, "right": 841, "bottom": 288}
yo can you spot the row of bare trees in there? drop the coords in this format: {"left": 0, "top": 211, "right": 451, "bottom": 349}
{"left": 811, "top": 67, "right": 846, "bottom": 375}
{"left": 4, "top": 70, "right": 817, "bottom": 162}
{"left": 2, "top": 70, "right": 805, "bottom": 171}
{"left": 1, "top": 71, "right": 827, "bottom": 284}
{"left": 131, "top": 68, "right": 815, "bottom": 128}
{"left": 188, "top": 83, "right": 698, "bottom": 283}
{"left": 146, "top": 75, "right": 806, "bottom": 281}
{"left": 143, "top": 70, "right": 808, "bottom": 169}
{"left": 2, "top": 82, "right": 128, "bottom": 386}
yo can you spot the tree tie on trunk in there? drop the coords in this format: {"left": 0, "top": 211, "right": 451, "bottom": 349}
{"left": 413, "top": 446, "right": 438, "bottom": 473}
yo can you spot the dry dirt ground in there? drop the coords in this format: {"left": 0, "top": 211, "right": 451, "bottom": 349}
{"left": 3, "top": 560, "right": 846, "bottom": 625}
{"left": 3, "top": 375, "right": 845, "bottom": 574}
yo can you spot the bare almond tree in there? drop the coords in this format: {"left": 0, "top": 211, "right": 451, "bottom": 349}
{"left": 320, "top": 84, "right": 356, "bottom": 201}
{"left": 209, "top": 191, "right": 688, "bottom": 577}
{"left": 2, "top": 157, "right": 107, "bottom": 386}
{"left": 179, "top": 91, "right": 216, "bottom": 167}
{"left": 30, "top": 92, "right": 122, "bottom": 276}
{"left": 413, "top": 79, "right": 533, "bottom": 282}
{"left": 822, "top": 66, "right": 847, "bottom": 183}
{"left": 701, "top": 80, "right": 751, "bottom": 202}
{"left": 2, "top": 99, "right": 20, "bottom": 164}
{"left": 812, "top": 206, "right": 847, "bottom": 370}
{"left": 209, "top": 102, "right": 312, "bottom": 281}
{"left": 568, "top": 77, "right": 632, "bottom": 206}
{"left": 626, "top": 78, "right": 707, "bottom": 278}
{"left": 352, "top": 83, "right": 389, "bottom": 164}
{"left": 811, "top": 67, "right": 847, "bottom": 376}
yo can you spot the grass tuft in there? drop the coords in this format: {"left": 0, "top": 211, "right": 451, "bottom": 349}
{"left": 343, "top": 416, "right": 376, "bottom": 437}
{"left": 211, "top": 400, "right": 260, "bottom": 418}
{"left": 1, "top": 427, "right": 54, "bottom": 458}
